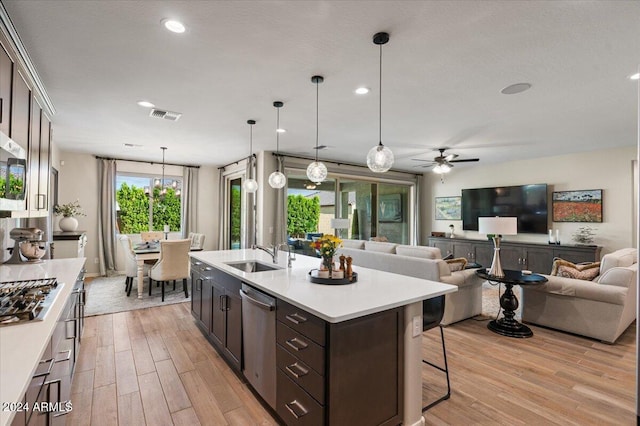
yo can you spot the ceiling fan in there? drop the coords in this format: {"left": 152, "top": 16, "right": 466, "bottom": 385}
{"left": 412, "top": 148, "right": 479, "bottom": 173}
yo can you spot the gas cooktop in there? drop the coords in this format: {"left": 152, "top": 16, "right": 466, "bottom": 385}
{"left": 0, "top": 278, "right": 61, "bottom": 325}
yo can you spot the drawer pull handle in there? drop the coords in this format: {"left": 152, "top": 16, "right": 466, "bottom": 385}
{"left": 285, "top": 313, "right": 307, "bottom": 324}
{"left": 33, "top": 357, "right": 55, "bottom": 378}
{"left": 285, "top": 362, "right": 309, "bottom": 378}
{"left": 285, "top": 338, "right": 308, "bottom": 352}
{"left": 285, "top": 400, "right": 308, "bottom": 419}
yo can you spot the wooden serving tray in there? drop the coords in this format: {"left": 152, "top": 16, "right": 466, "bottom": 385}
{"left": 307, "top": 270, "right": 358, "bottom": 285}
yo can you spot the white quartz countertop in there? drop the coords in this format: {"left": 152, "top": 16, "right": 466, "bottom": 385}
{"left": 190, "top": 249, "right": 457, "bottom": 323}
{"left": 0, "top": 258, "right": 85, "bottom": 426}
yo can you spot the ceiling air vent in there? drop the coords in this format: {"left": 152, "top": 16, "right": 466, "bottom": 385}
{"left": 149, "top": 108, "right": 182, "bottom": 122}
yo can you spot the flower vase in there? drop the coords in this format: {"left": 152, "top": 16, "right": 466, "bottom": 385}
{"left": 59, "top": 216, "right": 78, "bottom": 232}
{"left": 322, "top": 255, "right": 334, "bottom": 274}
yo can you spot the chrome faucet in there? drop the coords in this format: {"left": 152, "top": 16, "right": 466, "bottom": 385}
{"left": 253, "top": 244, "right": 277, "bottom": 263}
{"left": 275, "top": 242, "right": 294, "bottom": 268}
{"left": 253, "top": 243, "right": 294, "bottom": 268}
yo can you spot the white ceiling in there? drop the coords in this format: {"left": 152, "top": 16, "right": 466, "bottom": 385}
{"left": 3, "top": 1, "right": 639, "bottom": 172}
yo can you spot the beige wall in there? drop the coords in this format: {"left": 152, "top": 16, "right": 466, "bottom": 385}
{"left": 54, "top": 151, "right": 219, "bottom": 276}
{"left": 420, "top": 146, "right": 637, "bottom": 255}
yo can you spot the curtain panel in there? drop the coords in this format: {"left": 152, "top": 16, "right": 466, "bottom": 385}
{"left": 97, "top": 158, "right": 117, "bottom": 276}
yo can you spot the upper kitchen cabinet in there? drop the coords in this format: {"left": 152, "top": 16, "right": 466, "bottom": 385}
{"left": 1, "top": 15, "right": 55, "bottom": 217}
{"left": 0, "top": 42, "right": 12, "bottom": 135}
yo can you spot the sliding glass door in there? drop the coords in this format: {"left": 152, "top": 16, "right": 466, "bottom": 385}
{"left": 285, "top": 173, "right": 414, "bottom": 244}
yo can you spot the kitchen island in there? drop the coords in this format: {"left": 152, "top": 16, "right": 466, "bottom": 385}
{"left": 190, "top": 249, "right": 457, "bottom": 426}
{"left": 0, "top": 258, "right": 85, "bottom": 426}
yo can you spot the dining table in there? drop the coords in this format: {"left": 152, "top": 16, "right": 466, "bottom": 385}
{"left": 133, "top": 242, "right": 160, "bottom": 299}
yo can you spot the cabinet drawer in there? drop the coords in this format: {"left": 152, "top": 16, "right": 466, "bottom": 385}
{"left": 277, "top": 370, "right": 324, "bottom": 426}
{"left": 277, "top": 300, "right": 326, "bottom": 346}
{"left": 277, "top": 344, "right": 324, "bottom": 405}
{"left": 277, "top": 322, "right": 324, "bottom": 376}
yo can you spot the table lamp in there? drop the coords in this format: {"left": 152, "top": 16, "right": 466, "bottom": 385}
{"left": 478, "top": 216, "right": 518, "bottom": 277}
{"left": 330, "top": 218, "right": 350, "bottom": 238}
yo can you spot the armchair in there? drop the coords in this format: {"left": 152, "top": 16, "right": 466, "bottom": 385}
{"left": 119, "top": 235, "right": 149, "bottom": 297}
{"left": 141, "top": 231, "right": 164, "bottom": 242}
{"left": 188, "top": 232, "right": 205, "bottom": 251}
{"left": 148, "top": 239, "right": 191, "bottom": 302}
{"left": 522, "top": 248, "right": 637, "bottom": 343}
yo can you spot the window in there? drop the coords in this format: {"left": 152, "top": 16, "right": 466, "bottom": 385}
{"left": 286, "top": 174, "right": 413, "bottom": 244}
{"left": 116, "top": 173, "right": 182, "bottom": 234}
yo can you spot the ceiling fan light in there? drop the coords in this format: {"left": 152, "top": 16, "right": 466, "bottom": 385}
{"left": 268, "top": 171, "right": 287, "bottom": 189}
{"left": 433, "top": 164, "right": 443, "bottom": 174}
{"left": 367, "top": 144, "right": 394, "bottom": 173}
{"left": 243, "top": 178, "right": 258, "bottom": 193}
{"left": 440, "top": 163, "right": 451, "bottom": 173}
{"left": 306, "top": 161, "right": 327, "bottom": 184}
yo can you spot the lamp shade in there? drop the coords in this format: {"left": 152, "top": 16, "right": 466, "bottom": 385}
{"left": 330, "top": 218, "right": 350, "bottom": 229}
{"left": 478, "top": 217, "right": 518, "bottom": 235}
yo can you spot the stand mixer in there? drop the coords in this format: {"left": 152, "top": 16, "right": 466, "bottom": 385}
{"left": 4, "top": 227, "right": 47, "bottom": 264}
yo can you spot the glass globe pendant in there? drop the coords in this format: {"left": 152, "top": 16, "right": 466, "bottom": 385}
{"left": 367, "top": 32, "right": 394, "bottom": 173}
{"left": 367, "top": 143, "right": 394, "bottom": 173}
{"left": 269, "top": 101, "right": 287, "bottom": 189}
{"left": 306, "top": 161, "right": 327, "bottom": 184}
{"left": 243, "top": 177, "right": 258, "bottom": 193}
{"left": 306, "top": 75, "right": 327, "bottom": 184}
{"left": 268, "top": 171, "right": 286, "bottom": 188}
{"left": 243, "top": 119, "right": 258, "bottom": 193}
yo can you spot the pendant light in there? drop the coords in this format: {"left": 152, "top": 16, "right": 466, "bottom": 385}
{"left": 306, "top": 75, "right": 328, "bottom": 184}
{"left": 366, "top": 32, "right": 394, "bottom": 173}
{"left": 268, "top": 101, "right": 287, "bottom": 189}
{"left": 243, "top": 119, "right": 258, "bottom": 193}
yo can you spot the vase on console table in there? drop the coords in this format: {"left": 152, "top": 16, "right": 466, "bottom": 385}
{"left": 59, "top": 216, "right": 78, "bottom": 232}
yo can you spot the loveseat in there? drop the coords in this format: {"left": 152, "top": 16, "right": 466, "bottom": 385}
{"left": 521, "top": 248, "right": 637, "bottom": 343}
{"left": 336, "top": 239, "right": 483, "bottom": 325}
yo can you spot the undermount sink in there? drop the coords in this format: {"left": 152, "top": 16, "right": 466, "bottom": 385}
{"left": 224, "top": 260, "right": 282, "bottom": 273}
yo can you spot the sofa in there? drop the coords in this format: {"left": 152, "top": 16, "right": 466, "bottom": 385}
{"left": 336, "top": 239, "right": 484, "bottom": 325}
{"left": 521, "top": 248, "right": 637, "bottom": 343}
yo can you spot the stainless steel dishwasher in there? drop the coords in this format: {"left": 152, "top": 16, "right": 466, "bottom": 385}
{"left": 240, "top": 282, "right": 277, "bottom": 409}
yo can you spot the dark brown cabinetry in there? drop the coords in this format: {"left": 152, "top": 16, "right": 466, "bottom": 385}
{"left": 190, "top": 262, "right": 243, "bottom": 372}
{"left": 0, "top": 43, "right": 13, "bottom": 135}
{"left": 428, "top": 237, "right": 601, "bottom": 274}
{"left": 276, "top": 300, "right": 404, "bottom": 426}
{"left": 1, "top": 31, "right": 52, "bottom": 217}
{"left": 210, "top": 269, "right": 242, "bottom": 370}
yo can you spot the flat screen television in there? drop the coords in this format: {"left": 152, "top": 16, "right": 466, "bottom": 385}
{"left": 462, "top": 184, "right": 548, "bottom": 234}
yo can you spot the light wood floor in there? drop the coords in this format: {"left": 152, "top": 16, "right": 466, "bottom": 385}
{"left": 422, "top": 316, "right": 636, "bottom": 425}
{"left": 68, "top": 303, "right": 636, "bottom": 426}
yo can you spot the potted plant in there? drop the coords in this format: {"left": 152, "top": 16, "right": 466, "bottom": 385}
{"left": 54, "top": 199, "right": 86, "bottom": 232}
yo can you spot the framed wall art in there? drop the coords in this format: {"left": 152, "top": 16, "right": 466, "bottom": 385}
{"left": 379, "top": 193, "right": 402, "bottom": 222}
{"left": 552, "top": 189, "right": 603, "bottom": 222}
{"left": 435, "top": 196, "right": 461, "bottom": 220}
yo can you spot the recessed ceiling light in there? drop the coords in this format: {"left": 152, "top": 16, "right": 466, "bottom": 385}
{"left": 137, "top": 100, "right": 155, "bottom": 108}
{"left": 630, "top": 73, "right": 640, "bottom": 81}
{"left": 500, "top": 83, "right": 532, "bottom": 95}
{"left": 123, "top": 143, "right": 143, "bottom": 149}
{"left": 276, "top": 128, "right": 286, "bottom": 133}
{"left": 162, "top": 19, "right": 185, "bottom": 33}
{"left": 355, "top": 87, "right": 369, "bottom": 95}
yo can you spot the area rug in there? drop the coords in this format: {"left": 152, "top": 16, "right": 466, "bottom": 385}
{"left": 481, "top": 281, "right": 522, "bottom": 320}
{"left": 84, "top": 275, "right": 191, "bottom": 316}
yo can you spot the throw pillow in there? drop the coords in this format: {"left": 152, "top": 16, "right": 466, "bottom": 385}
{"left": 445, "top": 257, "right": 468, "bottom": 272}
{"left": 550, "top": 258, "right": 600, "bottom": 280}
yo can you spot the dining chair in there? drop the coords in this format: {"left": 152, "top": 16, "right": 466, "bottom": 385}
{"left": 188, "top": 232, "right": 205, "bottom": 251}
{"left": 119, "top": 235, "right": 149, "bottom": 297}
{"left": 141, "top": 231, "right": 164, "bottom": 242}
{"left": 148, "top": 239, "right": 191, "bottom": 302}
{"left": 422, "top": 295, "right": 451, "bottom": 411}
